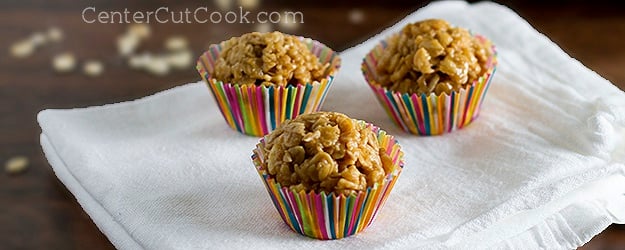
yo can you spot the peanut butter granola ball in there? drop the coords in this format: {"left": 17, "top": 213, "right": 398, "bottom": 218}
{"left": 259, "top": 112, "right": 394, "bottom": 196}
{"left": 212, "top": 31, "right": 331, "bottom": 87}
{"left": 375, "top": 19, "right": 493, "bottom": 96}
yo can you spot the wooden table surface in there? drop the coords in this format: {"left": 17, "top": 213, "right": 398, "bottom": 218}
{"left": 1, "top": 1, "right": 624, "bottom": 249}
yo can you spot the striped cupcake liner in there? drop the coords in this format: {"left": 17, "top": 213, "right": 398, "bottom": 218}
{"left": 197, "top": 37, "right": 341, "bottom": 137}
{"left": 361, "top": 36, "right": 497, "bottom": 135}
{"left": 251, "top": 122, "right": 404, "bottom": 240}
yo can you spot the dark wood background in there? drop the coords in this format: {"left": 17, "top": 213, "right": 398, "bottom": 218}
{"left": 1, "top": 1, "right": 624, "bottom": 249}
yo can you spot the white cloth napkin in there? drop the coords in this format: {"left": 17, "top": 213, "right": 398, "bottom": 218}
{"left": 38, "top": 1, "right": 625, "bottom": 249}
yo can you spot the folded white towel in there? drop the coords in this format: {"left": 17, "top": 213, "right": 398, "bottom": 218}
{"left": 38, "top": 1, "right": 625, "bottom": 249}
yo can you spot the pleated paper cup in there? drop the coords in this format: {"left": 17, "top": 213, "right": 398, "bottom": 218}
{"left": 251, "top": 122, "right": 404, "bottom": 240}
{"left": 197, "top": 37, "right": 341, "bottom": 137}
{"left": 362, "top": 35, "right": 497, "bottom": 135}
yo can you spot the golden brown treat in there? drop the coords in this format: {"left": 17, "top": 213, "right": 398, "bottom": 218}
{"left": 259, "top": 112, "right": 394, "bottom": 196}
{"left": 375, "top": 19, "right": 493, "bottom": 96}
{"left": 212, "top": 31, "right": 331, "bottom": 87}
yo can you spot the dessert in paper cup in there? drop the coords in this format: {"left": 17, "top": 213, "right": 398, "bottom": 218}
{"left": 197, "top": 31, "right": 341, "bottom": 137}
{"left": 362, "top": 19, "right": 497, "bottom": 135}
{"left": 251, "top": 112, "right": 404, "bottom": 240}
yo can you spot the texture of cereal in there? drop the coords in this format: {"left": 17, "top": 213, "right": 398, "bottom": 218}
{"left": 212, "top": 32, "right": 331, "bottom": 87}
{"left": 375, "top": 19, "right": 492, "bottom": 96}
{"left": 259, "top": 112, "right": 393, "bottom": 195}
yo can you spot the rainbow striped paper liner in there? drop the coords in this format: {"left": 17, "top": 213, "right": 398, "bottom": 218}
{"left": 361, "top": 36, "right": 498, "bottom": 135}
{"left": 196, "top": 37, "right": 341, "bottom": 137}
{"left": 251, "top": 122, "right": 404, "bottom": 240}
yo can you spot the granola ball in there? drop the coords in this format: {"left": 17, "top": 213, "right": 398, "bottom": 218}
{"left": 212, "top": 31, "right": 331, "bottom": 87}
{"left": 375, "top": 19, "right": 493, "bottom": 96}
{"left": 259, "top": 112, "right": 394, "bottom": 196}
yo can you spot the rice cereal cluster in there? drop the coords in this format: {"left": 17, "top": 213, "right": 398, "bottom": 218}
{"left": 362, "top": 19, "right": 497, "bottom": 135}
{"left": 197, "top": 31, "right": 340, "bottom": 136}
{"left": 258, "top": 112, "right": 395, "bottom": 196}
{"left": 213, "top": 31, "right": 331, "bottom": 87}
{"left": 252, "top": 111, "right": 404, "bottom": 240}
{"left": 375, "top": 19, "right": 493, "bottom": 96}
